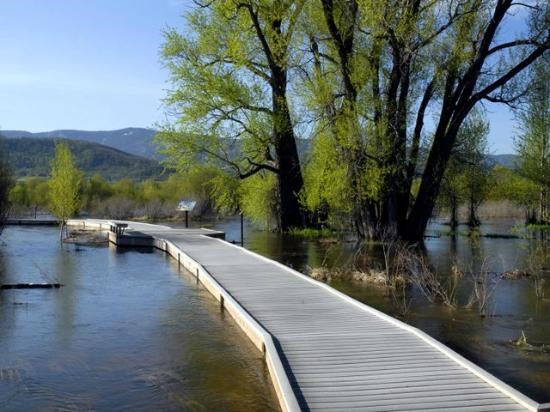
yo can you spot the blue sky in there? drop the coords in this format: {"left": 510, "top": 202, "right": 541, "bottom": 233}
{"left": 0, "top": 0, "right": 190, "bottom": 132}
{"left": 0, "top": 1, "right": 530, "bottom": 153}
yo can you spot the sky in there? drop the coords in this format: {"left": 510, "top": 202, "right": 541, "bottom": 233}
{"left": 0, "top": 0, "right": 190, "bottom": 132}
{"left": 0, "top": 0, "right": 532, "bottom": 153}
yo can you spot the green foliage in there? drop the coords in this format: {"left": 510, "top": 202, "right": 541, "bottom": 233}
{"left": 8, "top": 178, "right": 50, "bottom": 215}
{"left": 438, "top": 111, "right": 491, "bottom": 226}
{"left": 157, "top": 3, "right": 277, "bottom": 176}
{"left": 515, "top": 56, "right": 550, "bottom": 223}
{"left": 158, "top": 1, "right": 311, "bottom": 231}
{"left": 487, "top": 166, "right": 538, "bottom": 207}
{"left": 238, "top": 172, "right": 278, "bottom": 228}
{"left": 155, "top": 0, "right": 547, "bottom": 238}
{"left": 48, "top": 143, "right": 83, "bottom": 230}
{"left": 7, "top": 165, "right": 243, "bottom": 221}
{"left": 207, "top": 169, "right": 240, "bottom": 215}
{"left": 288, "top": 227, "right": 337, "bottom": 238}
{"left": 302, "top": 131, "right": 352, "bottom": 216}
{"left": 81, "top": 174, "right": 113, "bottom": 212}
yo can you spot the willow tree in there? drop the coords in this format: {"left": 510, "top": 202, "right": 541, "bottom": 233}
{"left": 49, "top": 142, "right": 82, "bottom": 240}
{"left": 158, "top": 0, "right": 308, "bottom": 231}
{"left": 303, "top": 0, "right": 549, "bottom": 240}
{"left": 439, "top": 111, "right": 490, "bottom": 229}
{"left": 515, "top": 56, "right": 550, "bottom": 224}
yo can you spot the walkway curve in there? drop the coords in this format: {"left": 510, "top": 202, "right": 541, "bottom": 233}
{"left": 68, "top": 219, "right": 549, "bottom": 412}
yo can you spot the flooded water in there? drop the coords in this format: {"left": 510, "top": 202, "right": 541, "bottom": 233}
{"left": 199, "top": 217, "right": 550, "bottom": 403}
{"left": 0, "top": 227, "right": 279, "bottom": 411}
{"left": 2, "top": 219, "right": 549, "bottom": 409}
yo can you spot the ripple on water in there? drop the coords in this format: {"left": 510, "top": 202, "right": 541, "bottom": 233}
{"left": 0, "top": 227, "right": 280, "bottom": 411}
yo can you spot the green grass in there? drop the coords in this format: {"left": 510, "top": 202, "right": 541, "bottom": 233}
{"left": 526, "top": 223, "right": 550, "bottom": 231}
{"left": 287, "top": 227, "right": 338, "bottom": 238}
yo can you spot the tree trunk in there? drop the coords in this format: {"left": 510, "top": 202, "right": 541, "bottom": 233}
{"left": 544, "top": 189, "right": 549, "bottom": 224}
{"left": 272, "top": 69, "right": 306, "bottom": 231}
{"left": 402, "top": 70, "right": 469, "bottom": 241}
{"left": 539, "top": 187, "right": 545, "bottom": 224}
{"left": 59, "top": 221, "right": 65, "bottom": 242}
{"left": 468, "top": 192, "right": 480, "bottom": 228}
{"left": 450, "top": 194, "right": 458, "bottom": 232}
{"left": 402, "top": 132, "right": 455, "bottom": 240}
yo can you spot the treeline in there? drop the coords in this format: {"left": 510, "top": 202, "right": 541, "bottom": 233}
{"left": 0, "top": 140, "right": 13, "bottom": 233}
{"left": 157, "top": 0, "right": 549, "bottom": 240}
{"left": 438, "top": 164, "right": 546, "bottom": 228}
{"left": 8, "top": 166, "right": 231, "bottom": 221}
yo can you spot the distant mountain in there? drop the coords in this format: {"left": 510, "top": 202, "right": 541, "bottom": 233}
{"left": 487, "top": 154, "right": 517, "bottom": 169}
{"left": 1, "top": 127, "right": 518, "bottom": 171}
{"left": 1, "top": 127, "right": 158, "bottom": 159}
{"left": 4, "top": 138, "right": 164, "bottom": 181}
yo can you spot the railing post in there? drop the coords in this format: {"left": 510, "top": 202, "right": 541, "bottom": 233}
{"left": 240, "top": 211, "right": 244, "bottom": 246}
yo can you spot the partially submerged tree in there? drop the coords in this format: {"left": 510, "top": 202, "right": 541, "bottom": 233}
{"left": 303, "top": 0, "right": 549, "bottom": 240}
{"left": 435, "top": 112, "right": 490, "bottom": 231}
{"left": 161, "top": 0, "right": 548, "bottom": 239}
{"left": 49, "top": 142, "right": 82, "bottom": 240}
{"left": 461, "top": 117, "right": 490, "bottom": 228}
{"left": 515, "top": 55, "right": 550, "bottom": 224}
{"left": 439, "top": 157, "right": 464, "bottom": 232}
{"left": 158, "top": 0, "right": 308, "bottom": 231}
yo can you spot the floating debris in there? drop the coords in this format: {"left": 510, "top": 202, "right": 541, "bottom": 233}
{"left": 511, "top": 331, "right": 550, "bottom": 353}
{"left": 501, "top": 269, "right": 530, "bottom": 280}
{"left": 1, "top": 283, "right": 63, "bottom": 290}
{"left": 64, "top": 229, "right": 108, "bottom": 245}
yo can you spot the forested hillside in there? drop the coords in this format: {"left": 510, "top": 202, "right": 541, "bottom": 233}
{"left": 4, "top": 137, "right": 163, "bottom": 181}
{"left": 2, "top": 128, "right": 157, "bottom": 158}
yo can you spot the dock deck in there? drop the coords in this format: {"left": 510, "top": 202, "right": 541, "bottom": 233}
{"left": 68, "top": 219, "right": 548, "bottom": 412}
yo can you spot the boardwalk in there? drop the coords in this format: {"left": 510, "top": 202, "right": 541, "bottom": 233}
{"left": 69, "top": 219, "right": 549, "bottom": 412}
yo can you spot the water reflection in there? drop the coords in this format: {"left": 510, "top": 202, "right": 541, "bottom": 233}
{"left": 0, "top": 227, "right": 279, "bottom": 411}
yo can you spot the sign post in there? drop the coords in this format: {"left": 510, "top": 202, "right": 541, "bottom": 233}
{"left": 176, "top": 200, "right": 197, "bottom": 229}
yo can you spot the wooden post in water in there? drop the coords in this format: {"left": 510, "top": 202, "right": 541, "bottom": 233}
{"left": 240, "top": 212, "right": 244, "bottom": 246}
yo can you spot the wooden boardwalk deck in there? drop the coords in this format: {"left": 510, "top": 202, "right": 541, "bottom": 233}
{"left": 68, "top": 219, "right": 548, "bottom": 412}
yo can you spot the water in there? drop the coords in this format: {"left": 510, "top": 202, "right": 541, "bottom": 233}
{"left": 2, "top": 219, "right": 549, "bottom": 408}
{"left": 198, "top": 217, "right": 550, "bottom": 403}
{"left": 0, "top": 227, "right": 279, "bottom": 411}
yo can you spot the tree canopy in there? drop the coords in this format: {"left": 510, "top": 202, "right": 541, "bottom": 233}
{"left": 160, "top": 0, "right": 549, "bottom": 239}
{"left": 515, "top": 55, "right": 550, "bottom": 224}
{"left": 49, "top": 142, "right": 83, "bottom": 239}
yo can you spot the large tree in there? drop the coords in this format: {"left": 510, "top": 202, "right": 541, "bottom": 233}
{"left": 158, "top": 0, "right": 308, "bottom": 231}
{"left": 303, "top": 0, "right": 548, "bottom": 240}
{"left": 49, "top": 142, "right": 82, "bottom": 240}
{"left": 515, "top": 55, "right": 550, "bottom": 224}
